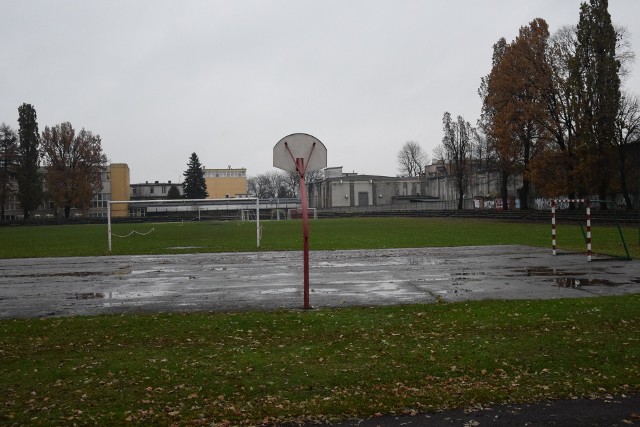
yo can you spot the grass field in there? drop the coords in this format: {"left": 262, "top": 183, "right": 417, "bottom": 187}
{"left": 1, "top": 217, "right": 639, "bottom": 425}
{"left": 1, "top": 296, "right": 639, "bottom": 425}
{"left": 0, "top": 217, "right": 638, "bottom": 259}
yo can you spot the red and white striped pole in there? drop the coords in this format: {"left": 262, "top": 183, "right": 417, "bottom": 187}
{"left": 586, "top": 199, "right": 592, "bottom": 262}
{"left": 551, "top": 200, "right": 557, "bottom": 256}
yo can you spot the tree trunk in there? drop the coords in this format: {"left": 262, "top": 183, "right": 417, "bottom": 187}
{"left": 568, "top": 192, "right": 576, "bottom": 211}
{"left": 598, "top": 184, "right": 608, "bottom": 210}
{"left": 456, "top": 172, "right": 465, "bottom": 210}
{"left": 598, "top": 143, "right": 609, "bottom": 210}
{"left": 520, "top": 178, "right": 530, "bottom": 210}
{"left": 500, "top": 169, "right": 509, "bottom": 211}
{"left": 64, "top": 205, "right": 71, "bottom": 219}
{"left": 618, "top": 147, "right": 633, "bottom": 209}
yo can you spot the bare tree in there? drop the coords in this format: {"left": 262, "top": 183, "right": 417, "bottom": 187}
{"left": 0, "top": 124, "right": 18, "bottom": 220}
{"left": 442, "top": 112, "right": 473, "bottom": 210}
{"left": 397, "top": 141, "right": 427, "bottom": 177}
{"left": 431, "top": 144, "right": 446, "bottom": 166}
{"left": 247, "top": 174, "right": 270, "bottom": 198}
{"left": 615, "top": 92, "right": 640, "bottom": 208}
{"left": 265, "top": 171, "right": 289, "bottom": 198}
{"left": 248, "top": 170, "right": 300, "bottom": 199}
{"left": 283, "top": 169, "right": 323, "bottom": 198}
{"left": 614, "top": 25, "right": 636, "bottom": 82}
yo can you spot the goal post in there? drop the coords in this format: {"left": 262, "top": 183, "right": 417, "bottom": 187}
{"left": 551, "top": 198, "right": 591, "bottom": 262}
{"left": 107, "top": 198, "right": 261, "bottom": 252}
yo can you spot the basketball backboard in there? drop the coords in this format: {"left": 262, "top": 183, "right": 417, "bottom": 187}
{"left": 273, "top": 133, "right": 327, "bottom": 174}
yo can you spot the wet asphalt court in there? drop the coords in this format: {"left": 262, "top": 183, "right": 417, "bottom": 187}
{"left": 1, "top": 245, "right": 640, "bottom": 319}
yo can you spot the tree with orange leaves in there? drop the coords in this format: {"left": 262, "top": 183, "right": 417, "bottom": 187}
{"left": 41, "top": 122, "right": 107, "bottom": 219}
{"left": 482, "top": 18, "right": 552, "bottom": 210}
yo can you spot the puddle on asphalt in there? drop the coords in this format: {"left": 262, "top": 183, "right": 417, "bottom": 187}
{"left": 70, "top": 292, "right": 104, "bottom": 299}
{"left": 317, "top": 261, "right": 386, "bottom": 268}
{"left": 259, "top": 287, "right": 298, "bottom": 295}
{"left": 67, "top": 290, "right": 175, "bottom": 300}
{"left": 316, "top": 258, "right": 437, "bottom": 268}
{"left": 7, "top": 267, "right": 132, "bottom": 278}
{"left": 524, "top": 267, "right": 618, "bottom": 288}
{"left": 8, "top": 271, "right": 111, "bottom": 278}
{"left": 407, "top": 257, "right": 438, "bottom": 266}
{"left": 555, "top": 277, "right": 616, "bottom": 288}
{"left": 524, "top": 267, "right": 583, "bottom": 277}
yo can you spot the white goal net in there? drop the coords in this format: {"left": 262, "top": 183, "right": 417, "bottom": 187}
{"left": 287, "top": 207, "right": 317, "bottom": 219}
{"left": 107, "top": 198, "right": 261, "bottom": 251}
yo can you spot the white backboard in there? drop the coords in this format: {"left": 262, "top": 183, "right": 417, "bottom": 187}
{"left": 273, "top": 133, "right": 327, "bottom": 173}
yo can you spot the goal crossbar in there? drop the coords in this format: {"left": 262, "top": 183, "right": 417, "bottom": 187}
{"left": 107, "top": 198, "right": 260, "bottom": 252}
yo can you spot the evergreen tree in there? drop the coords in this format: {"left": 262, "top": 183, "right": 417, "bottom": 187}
{"left": 16, "top": 103, "right": 42, "bottom": 219}
{"left": 182, "top": 153, "right": 208, "bottom": 199}
{"left": 0, "top": 123, "right": 18, "bottom": 220}
{"left": 167, "top": 185, "right": 181, "bottom": 199}
{"left": 569, "top": 0, "right": 621, "bottom": 206}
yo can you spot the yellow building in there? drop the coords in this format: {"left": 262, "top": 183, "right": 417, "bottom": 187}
{"left": 204, "top": 167, "right": 247, "bottom": 199}
{"left": 108, "top": 163, "right": 130, "bottom": 217}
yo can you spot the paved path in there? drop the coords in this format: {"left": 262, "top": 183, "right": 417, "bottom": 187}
{"left": 326, "top": 393, "right": 640, "bottom": 426}
{"left": 1, "top": 245, "right": 640, "bottom": 318}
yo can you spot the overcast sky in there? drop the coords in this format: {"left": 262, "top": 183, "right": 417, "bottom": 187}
{"left": 2, "top": 1, "right": 639, "bottom": 184}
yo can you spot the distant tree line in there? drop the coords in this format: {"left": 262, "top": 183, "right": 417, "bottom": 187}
{"left": 396, "top": 0, "right": 639, "bottom": 210}
{"left": 1, "top": 103, "right": 107, "bottom": 220}
{"left": 246, "top": 170, "right": 322, "bottom": 199}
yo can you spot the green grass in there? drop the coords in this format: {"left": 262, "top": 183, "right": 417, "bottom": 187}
{"left": 1, "top": 217, "right": 638, "bottom": 258}
{"left": 1, "top": 295, "right": 639, "bottom": 425}
{"left": 1, "top": 217, "right": 638, "bottom": 424}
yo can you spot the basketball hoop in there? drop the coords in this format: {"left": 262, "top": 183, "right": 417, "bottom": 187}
{"left": 273, "top": 133, "right": 327, "bottom": 309}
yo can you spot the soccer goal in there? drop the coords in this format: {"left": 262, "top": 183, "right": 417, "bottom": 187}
{"left": 287, "top": 207, "right": 317, "bottom": 220}
{"left": 107, "top": 198, "right": 261, "bottom": 252}
{"left": 551, "top": 199, "right": 592, "bottom": 261}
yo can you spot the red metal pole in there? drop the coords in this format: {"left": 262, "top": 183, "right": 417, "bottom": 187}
{"left": 297, "top": 158, "right": 311, "bottom": 309}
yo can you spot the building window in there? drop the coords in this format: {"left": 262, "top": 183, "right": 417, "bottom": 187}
{"left": 150, "top": 187, "right": 154, "bottom": 194}
{"left": 162, "top": 186, "right": 166, "bottom": 193}
{"left": 91, "top": 193, "right": 110, "bottom": 208}
{"left": 6, "top": 195, "right": 20, "bottom": 211}
{"left": 129, "top": 208, "right": 146, "bottom": 218}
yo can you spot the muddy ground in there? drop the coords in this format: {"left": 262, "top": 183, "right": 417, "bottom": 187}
{"left": 1, "top": 245, "right": 640, "bottom": 319}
